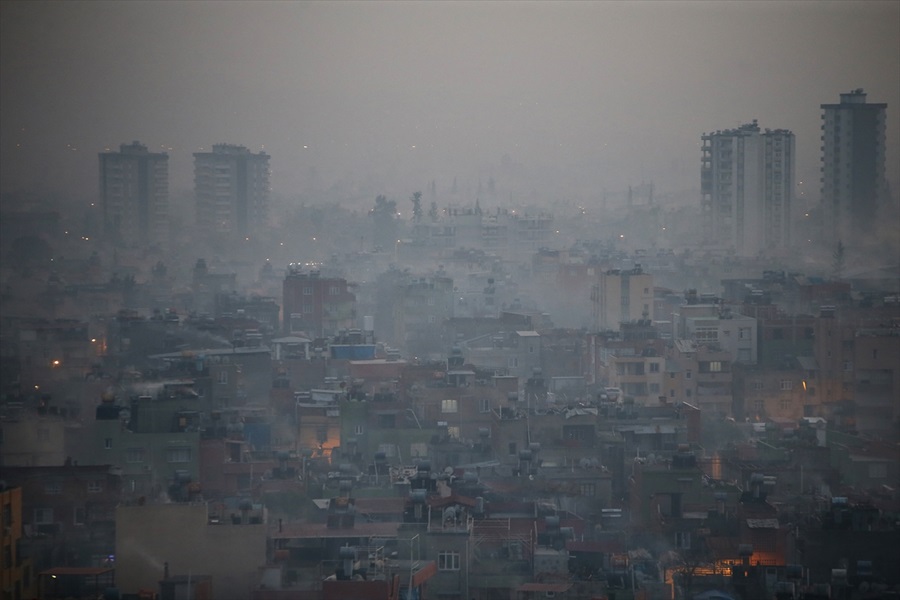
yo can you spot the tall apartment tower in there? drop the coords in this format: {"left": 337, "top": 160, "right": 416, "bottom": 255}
{"left": 820, "top": 89, "right": 888, "bottom": 246}
{"left": 194, "top": 144, "right": 270, "bottom": 237}
{"left": 98, "top": 141, "right": 169, "bottom": 246}
{"left": 701, "top": 121, "right": 795, "bottom": 257}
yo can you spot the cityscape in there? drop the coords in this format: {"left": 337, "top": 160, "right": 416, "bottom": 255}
{"left": 1, "top": 3, "right": 898, "bottom": 600}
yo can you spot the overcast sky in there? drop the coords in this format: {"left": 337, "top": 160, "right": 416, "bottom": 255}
{"left": 1, "top": 0, "right": 898, "bottom": 207}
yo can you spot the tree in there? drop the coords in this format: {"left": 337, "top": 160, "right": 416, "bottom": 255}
{"left": 410, "top": 191, "right": 423, "bottom": 223}
{"left": 429, "top": 201, "right": 439, "bottom": 222}
{"left": 370, "top": 195, "right": 398, "bottom": 250}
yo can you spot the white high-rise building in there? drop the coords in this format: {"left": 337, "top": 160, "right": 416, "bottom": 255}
{"left": 98, "top": 141, "right": 169, "bottom": 247}
{"left": 820, "top": 89, "right": 888, "bottom": 247}
{"left": 194, "top": 144, "right": 270, "bottom": 237}
{"left": 701, "top": 121, "right": 794, "bottom": 257}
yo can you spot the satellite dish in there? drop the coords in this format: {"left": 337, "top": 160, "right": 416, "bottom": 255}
{"left": 528, "top": 474, "right": 535, "bottom": 480}
{"left": 444, "top": 466, "right": 454, "bottom": 476}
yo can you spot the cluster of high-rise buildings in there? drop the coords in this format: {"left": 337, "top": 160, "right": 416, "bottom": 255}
{"left": 98, "top": 142, "right": 270, "bottom": 244}
{"left": 702, "top": 89, "right": 887, "bottom": 257}
{"left": 97, "top": 90, "right": 889, "bottom": 259}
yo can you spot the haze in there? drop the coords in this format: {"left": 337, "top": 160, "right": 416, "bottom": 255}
{"left": 2, "top": 0, "right": 898, "bottom": 206}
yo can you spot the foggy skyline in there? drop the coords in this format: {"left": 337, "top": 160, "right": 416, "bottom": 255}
{"left": 1, "top": 0, "right": 898, "bottom": 207}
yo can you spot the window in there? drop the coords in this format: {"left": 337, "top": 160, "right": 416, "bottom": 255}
{"left": 447, "top": 426, "right": 460, "bottom": 440}
{"left": 479, "top": 397, "right": 491, "bottom": 413}
{"left": 843, "top": 360, "right": 853, "bottom": 372}
{"left": 780, "top": 398, "right": 791, "bottom": 410}
{"left": 650, "top": 362, "right": 660, "bottom": 373}
{"left": 354, "top": 425, "right": 364, "bottom": 435}
{"left": 675, "top": 531, "right": 691, "bottom": 549}
{"left": 739, "top": 327, "right": 751, "bottom": 340}
{"left": 438, "top": 551, "right": 460, "bottom": 571}
{"left": 34, "top": 508, "right": 54, "bottom": 524}
{"left": 753, "top": 381, "right": 764, "bottom": 391}
{"left": 377, "top": 443, "right": 396, "bottom": 458}
{"left": 441, "top": 399, "right": 458, "bottom": 413}
{"left": 696, "top": 328, "right": 718, "bottom": 342}
{"left": 126, "top": 447, "right": 145, "bottom": 463}
{"left": 508, "top": 442, "right": 517, "bottom": 456}
{"left": 218, "top": 370, "right": 228, "bottom": 384}
{"left": 708, "top": 361, "right": 722, "bottom": 372}
{"left": 302, "top": 304, "right": 312, "bottom": 314}
{"left": 74, "top": 507, "right": 86, "bottom": 525}
{"left": 868, "top": 463, "right": 888, "bottom": 479}
{"left": 166, "top": 447, "right": 191, "bottom": 463}
{"left": 44, "top": 482, "right": 62, "bottom": 495}
{"left": 104, "top": 438, "right": 113, "bottom": 450}
{"left": 303, "top": 286, "right": 312, "bottom": 295}
{"left": 87, "top": 481, "right": 103, "bottom": 494}
{"left": 649, "top": 383, "right": 660, "bottom": 394}
{"left": 579, "top": 483, "right": 596, "bottom": 497}
{"left": 685, "top": 370, "right": 692, "bottom": 380}
{"left": 328, "top": 286, "right": 339, "bottom": 296}
{"left": 780, "top": 380, "right": 793, "bottom": 391}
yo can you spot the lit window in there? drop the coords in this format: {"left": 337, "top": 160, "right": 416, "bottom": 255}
{"left": 441, "top": 399, "right": 458, "bottom": 413}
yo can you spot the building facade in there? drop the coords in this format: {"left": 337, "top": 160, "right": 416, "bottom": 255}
{"left": 591, "top": 267, "right": 654, "bottom": 332}
{"left": 194, "top": 143, "right": 270, "bottom": 237}
{"left": 701, "top": 121, "right": 795, "bottom": 257}
{"left": 820, "top": 89, "right": 889, "bottom": 247}
{"left": 98, "top": 141, "right": 169, "bottom": 246}
{"left": 282, "top": 266, "right": 357, "bottom": 337}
